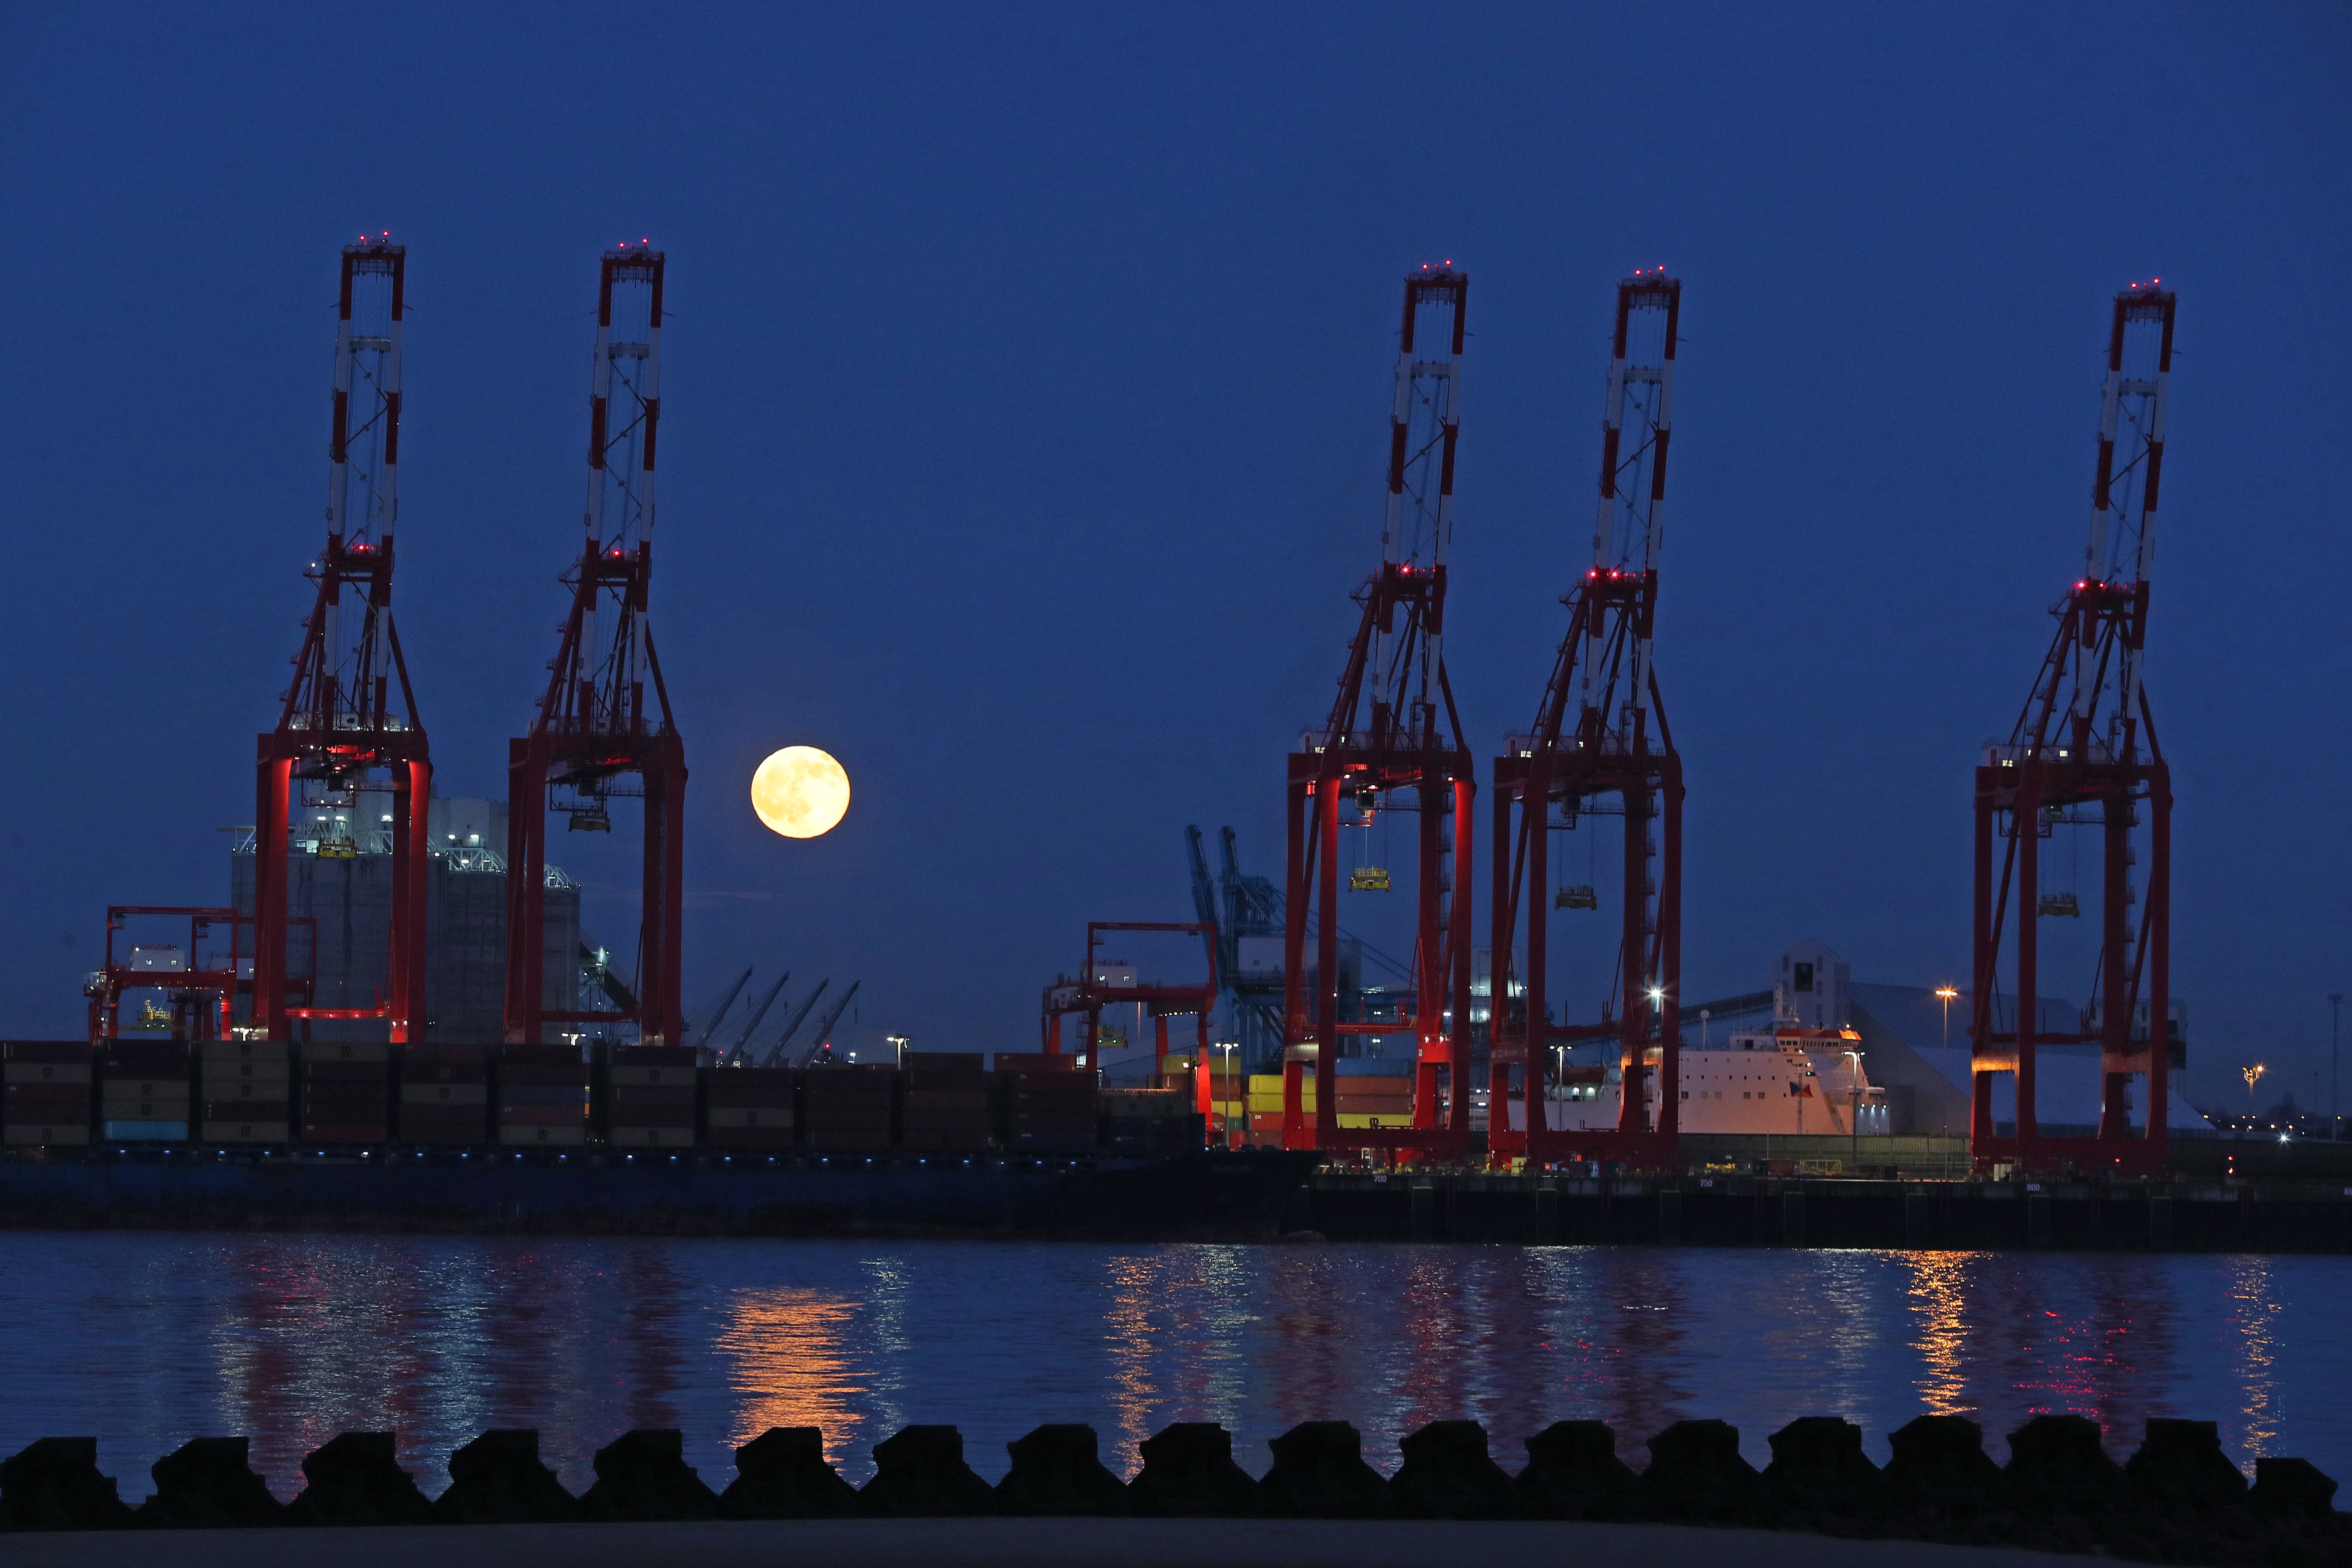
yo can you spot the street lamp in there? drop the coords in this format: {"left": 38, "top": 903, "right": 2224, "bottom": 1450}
{"left": 2244, "top": 1063, "right": 2267, "bottom": 1122}
{"left": 1845, "top": 1048, "right": 1863, "bottom": 1167}
{"left": 1934, "top": 986, "right": 1960, "bottom": 1135}
{"left": 2332, "top": 994, "right": 2344, "bottom": 1141}
{"left": 1215, "top": 1041, "right": 1237, "bottom": 1148}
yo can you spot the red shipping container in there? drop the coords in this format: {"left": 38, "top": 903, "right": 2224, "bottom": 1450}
{"left": 609, "top": 1106, "right": 695, "bottom": 1130}
{"left": 6, "top": 1083, "right": 93, "bottom": 1110}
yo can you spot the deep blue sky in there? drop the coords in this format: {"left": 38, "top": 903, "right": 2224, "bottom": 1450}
{"left": 2, "top": 5, "right": 2346, "bottom": 1112}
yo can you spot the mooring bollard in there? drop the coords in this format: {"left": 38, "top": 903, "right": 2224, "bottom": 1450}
{"left": 995, "top": 1424, "right": 1129, "bottom": 1516}
{"left": 1259, "top": 1421, "right": 1393, "bottom": 1519}
{"left": 721, "top": 1427, "right": 858, "bottom": 1519}
{"left": 578, "top": 1428, "right": 721, "bottom": 1522}
{"left": 1514, "top": 1420, "right": 1637, "bottom": 1520}
{"left": 1389, "top": 1419, "right": 1513, "bottom": 1520}
{"left": 432, "top": 1430, "right": 579, "bottom": 1524}
{"left": 1127, "top": 1422, "right": 1260, "bottom": 1517}
{"left": 1638, "top": 1418, "right": 1765, "bottom": 1522}
{"left": 137, "top": 1436, "right": 285, "bottom": 1528}
{"left": 284, "top": 1432, "right": 433, "bottom": 1526}
{"left": 0, "top": 1436, "right": 134, "bottom": 1531}
{"left": 859, "top": 1424, "right": 996, "bottom": 1517}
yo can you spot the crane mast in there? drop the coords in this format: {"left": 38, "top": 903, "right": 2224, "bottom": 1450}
{"left": 252, "top": 238, "right": 433, "bottom": 1042}
{"left": 506, "top": 245, "right": 689, "bottom": 1047}
{"left": 1491, "top": 271, "right": 1686, "bottom": 1166}
{"left": 1278, "top": 266, "right": 1476, "bottom": 1154}
{"left": 1971, "top": 284, "right": 2177, "bottom": 1175}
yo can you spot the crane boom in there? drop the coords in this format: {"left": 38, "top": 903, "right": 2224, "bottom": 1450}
{"left": 723, "top": 971, "right": 790, "bottom": 1064}
{"left": 759, "top": 980, "right": 828, "bottom": 1069}
{"left": 795, "top": 980, "right": 861, "bottom": 1068}
{"left": 687, "top": 967, "right": 753, "bottom": 1051}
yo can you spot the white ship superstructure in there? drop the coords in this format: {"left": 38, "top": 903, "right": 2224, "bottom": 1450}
{"left": 1533, "top": 1026, "right": 1887, "bottom": 1135}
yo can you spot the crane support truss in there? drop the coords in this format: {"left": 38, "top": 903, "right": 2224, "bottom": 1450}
{"left": 253, "top": 240, "right": 433, "bottom": 1041}
{"left": 1041, "top": 922, "right": 1219, "bottom": 1088}
{"left": 506, "top": 245, "right": 688, "bottom": 1046}
{"left": 1972, "top": 285, "right": 2177, "bottom": 1176}
{"left": 1280, "top": 268, "right": 1476, "bottom": 1155}
{"left": 1491, "top": 273, "right": 1685, "bottom": 1168}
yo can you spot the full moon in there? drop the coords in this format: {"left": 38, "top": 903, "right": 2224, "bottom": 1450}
{"left": 750, "top": 746, "right": 851, "bottom": 839}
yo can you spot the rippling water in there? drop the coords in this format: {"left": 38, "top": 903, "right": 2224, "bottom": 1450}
{"left": 0, "top": 1234, "right": 2339, "bottom": 1498}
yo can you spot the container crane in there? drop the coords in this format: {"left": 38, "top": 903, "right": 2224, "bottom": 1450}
{"left": 1970, "top": 284, "right": 2180, "bottom": 1176}
{"left": 724, "top": 971, "right": 790, "bottom": 1060}
{"left": 1280, "top": 267, "right": 1476, "bottom": 1154}
{"left": 753, "top": 979, "right": 830, "bottom": 1068}
{"left": 506, "top": 244, "right": 688, "bottom": 1046}
{"left": 793, "top": 981, "right": 861, "bottom": 1068}
{"left": 252, "top": 239, "right": 432, "bottom": 1041}
{"left": 1491, "top": 271, "right": 1687, "bottom": 1168}
{"left": 684, "top": 966, "right": 753, "bottom": 1050}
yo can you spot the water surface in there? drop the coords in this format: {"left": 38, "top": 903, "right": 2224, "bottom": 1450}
{"left": 0, "top": 1234, "right": 2331, "bottom": 1497}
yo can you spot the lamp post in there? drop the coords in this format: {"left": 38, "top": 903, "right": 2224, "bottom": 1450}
{"left": 1934, "top": 986, "right": 1960, "bottom": 1136}
{"left": 1216, "top": 1041, "right": 1237, "bottom": 1149}
{"left": 2332, "top": 995, "right": 2344, "bottom": 1141}
{"left": 1845, "top": 1048, "right": 1862, "bottom": 1168}
{"left": 2244, "top": 1063, "right": 2266, "bottom": 1124}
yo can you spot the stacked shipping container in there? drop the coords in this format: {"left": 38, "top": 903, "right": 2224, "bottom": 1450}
{"left": 604, "top": 1046, "right": 697, "bottom": 1148}
{"left": 299, "top": 1041, "right": 390, "bottom": 1145}
{"left": 199, "top": 1040, "right": 291, "bottom": 1144}
{"left": 498, "top": 1045, "right": 588, "bottom": 1147}
{"left": 399, "top": 1044, "right": 490, "bottom": 1145}
{"left": 1099, "top": 1087, "right": 1197, "bottom": 1157}
{"left": 803, "top": 1063, "right": 894, "bottom": 1151}
{"left": 101, "top": 1041, "right": 190, "bottom": 1142}
{"left": 3, "top": 1042, "right": 92, "bottom": 1148}
{"left": 900, "top": 1052, "right": 989, "bottom": 1153}
{"left": 0, "top": 1044, "right": 1223, "bottom": 1158}
{"left": 997, "top": 1054, "right": 1096, "bottom": 1155}
{"left": 704, "top": 1067, "right": 796, "bottom": 1149}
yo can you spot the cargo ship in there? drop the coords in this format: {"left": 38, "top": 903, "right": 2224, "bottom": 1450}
{"left": 0, "top": 1039, "right": 1313, "bottom": 1238}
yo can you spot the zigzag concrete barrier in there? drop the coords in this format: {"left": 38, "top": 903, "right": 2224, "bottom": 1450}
{"left": 0, "top": 1415, "right": 2342, "bottom": 1562}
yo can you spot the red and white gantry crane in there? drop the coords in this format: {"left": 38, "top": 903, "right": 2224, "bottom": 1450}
{"left": 1278, "top": 266, "right": 1477, "bottom": 1154}
{"left": 505, "top": 244, "right": 688, "bottom": 1047}
{"left": 251, "top": 239, "right": 432, "bottom": 1041}
{"left": 1489, "top": 271, "right": 1686, "bottom": 1167}
{"left": 1971, "top": 284, "right": 2179, "bottom": 1175}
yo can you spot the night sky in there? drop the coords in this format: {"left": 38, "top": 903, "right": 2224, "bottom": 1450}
{"left": 1, "top": 6, "right": 2345, "bottom": 1115}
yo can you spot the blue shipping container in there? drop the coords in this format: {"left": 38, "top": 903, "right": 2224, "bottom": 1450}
{"left": 102, "top": 1120, "right": 188, "bottom": 1141}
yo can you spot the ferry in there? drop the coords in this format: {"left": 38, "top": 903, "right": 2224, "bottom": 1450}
{"left": 1532, "top": 1026, "right": 1890, "bottom": 1135}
